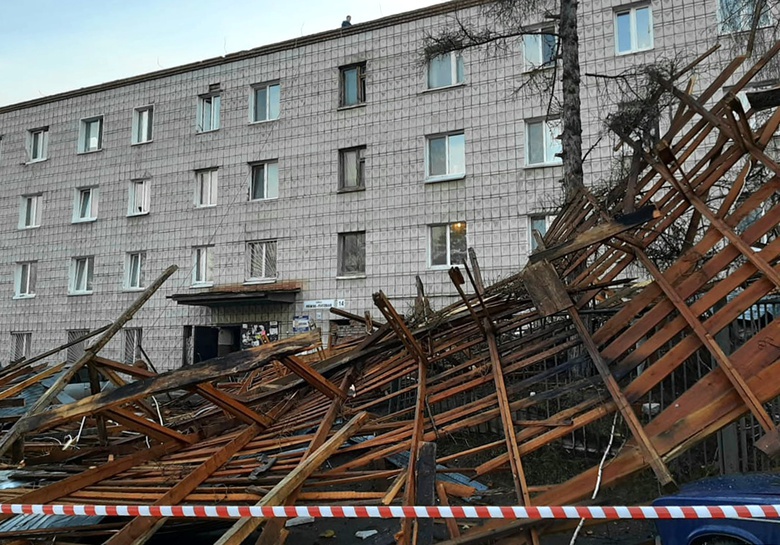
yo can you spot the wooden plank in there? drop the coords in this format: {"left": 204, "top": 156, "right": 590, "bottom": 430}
{"left": 213, "top": 411, "right": 369, "bottom": 545}
{"left": 0, "top": 363, "right": 65, "bottom": 402}
{"left": 104, "top": 424, "right": 262, "bottom": 545}
{"left": 278, "top": 356, "right": 346, "bottom": 400}
{"left": 416, "top": 442, "right": 437, "bottom": 545}
{"left": 436, "top": 481, "right": 461, "bottom": 540}
{"left": 522, "top": 261, "right": 574, "bottom": 317}
{"left": 104, "top": 408, "right": 197, "bottom": 445}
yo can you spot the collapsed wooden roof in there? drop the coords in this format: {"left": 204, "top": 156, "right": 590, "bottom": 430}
{"left": 1, "top": 43, "right": 780, "bottom": 545}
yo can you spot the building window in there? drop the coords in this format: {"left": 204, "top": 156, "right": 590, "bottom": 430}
{"left": 128, "top": 179, "right": 150, "bottom": 216}
{"left": 340, "top": 63, "right": 366, "bottom": 107}
{"left": 430, "top": 222, "right": 467, "bottom": 267}
{"left": 132, "top": 106, "right": 154, "bottom": 144}
{"left": 249, "top": 162, "right": 279, "bottom": 201}
{"left": 79, "top": 116, "right": 103, "bottom": 153}
{"left": 73, "top": 187, "right": 98, "bottom": 222}
{"left": 337, "top": 231, "right": 366, "bottom": 277}
{"left": 615, "top": 5, "right": 653, "bottom": 54}
{"left": 529, "top": 215, "right": 555, "bottom": 252}
{"left": 197, "top": 94, "right": 221, "bottom": 132}
{"left": 14, "top": 261, "right": 36, "bottom": 298}
{"left": 125, "top": 252, "right": 145, "bottom": 290}
{"left": 426, "top": 132, "right": 466, "bottom": 180}
{"left": 718, "top": 0, "right": 772, "bottom": 32}
{"left": 192, "top": 246, "right": 213, "bottom": 286}
{"left": 19, "top": 194, "right": 42, "bottom": 229}
{"left": 526, "top": 119, "right": 562, "bottom": 166}
{"left": 11, "top": 332, "right": 32, "bottom": 363}
{"left": 195, "top": 169, "right": 218, "bottom": 207}
{"left": 27, "top": 128, "right": 49, "bottom": 162}
{"left": 246, "top": 241, "right": 277, "bottom": 281}
{"left": 428, "top": 52, "right": 464, "bottom": 89}
{"left": 339, "top": 146, "right": 366, "bottom": 191}
{"left": 124, "top": 328, "right": 143, "bottom": 365}
{"left": 70, "top": 256, "right": 94, "bottom": 295}
{"left": 523, "top": 26, "right": 557, "bottom": 70}
{"left": 251, "top": 82, "right": 280, "bottom": 122}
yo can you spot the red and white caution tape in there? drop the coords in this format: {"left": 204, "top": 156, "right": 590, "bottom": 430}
{"left": 1, "top": 504, "right": 780, "bottom": 519}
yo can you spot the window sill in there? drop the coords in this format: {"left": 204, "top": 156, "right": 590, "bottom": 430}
{"left": 523, "top": 162, "right": 562, "bottom": 170}
{"left": 244, "top": 278, "right": 277, "bottom": 285}
{"left": 337, "top": 103, "right": 366, "bottom": 111}
{"left": 425, "top": 173, "right": 466, "bottom": 184}
{"left": 616, "top": 46, "right": 654, "bottom": 57}
{"left": 429, "top": 264, "right": 463, "bottom": 271}
{"left": 337, "top": 186, "right": 366, "bottom": 194}
{"left": 68, "top": 291, "right": 94, "bottom": 297}
{"left": 72, "top": 218, "right": 97, "bottom": 224}
{"left": 194, "top": 204, "right": 217, "bottom": 209}
{"left": 77, "top": 149, "right": 103, "bottom": 155}
{"left": 522, "top": 64, "right": 556, "bottom": 74}
{"left": 196, "top": 128, "right": 220, "bottom": 134}
{"left": 25, "top": 158, "right": 48, "bottom": 165}
{"left": 420, "top": 82, "right": 466, "bottom": 94}
{"left": 191, "top": 282, "right": 214, "bottom": 289}
{"left": 249, "top": 118, "right": 279, "bottom": 125}
{"left": 122, "top": 287, "right": 145, "bottom": 292}
{"left": 127, "top": 211, "right": 150, "bottom": 218}
{"left": 131, "top": 140, "right": 153, "bottom": 146}
{"left": 13, "top": 294, "right": 36, "bottom": 300}
{"left": 336, "top": 274, "right": 366, "bottom": 280}
{"left": 248, "top": 197, "right": 278, "bottom": 203}
{"left": 18, "top": 225, "right": 40, "bottom": 231}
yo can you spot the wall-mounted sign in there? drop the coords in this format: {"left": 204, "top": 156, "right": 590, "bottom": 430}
{"left": 293, "top": 316, "right": 311, "bottom": 334}
{"left": 303, "top": 299, "right": 346, "bottom": 310}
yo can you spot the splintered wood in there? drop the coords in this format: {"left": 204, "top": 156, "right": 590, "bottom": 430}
{"left": 1, "top": 46, "right": 780, "bottom": 544}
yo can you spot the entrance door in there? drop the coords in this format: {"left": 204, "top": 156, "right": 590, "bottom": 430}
{"left": 193, "top": 326, "right": 219, "bottom": 364}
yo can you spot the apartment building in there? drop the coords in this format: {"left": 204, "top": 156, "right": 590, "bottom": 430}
{"left": 0, "top": 0, "right": 760, "bottom": 369}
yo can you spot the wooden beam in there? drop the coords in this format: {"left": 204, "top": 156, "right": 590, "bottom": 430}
{"left": 0, "top": 363, "right": 65, "bottom": 402}
{"left": 278, "top": 356, "right": 346, "bottom": 400}
{"left": 416, "top": 442, "right": 437, "bottom": 545}
{"left": 104, "top": 408, "right": 197, "bottom": 446}
{"left": 214, "top": 411, "right": 369, "bottom": 545}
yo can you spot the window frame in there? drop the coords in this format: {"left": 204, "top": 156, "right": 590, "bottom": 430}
{"left": 73, "top": 186, "right": 99, "bottom": 223}
{"left": 338, "top": 146, "right": 367, "bottom": 192}
{"left": 427, "top": 51, "right": 465, "bottom": 90}
{"left": 337, "top": 231, "right": 366, "bottom": 278}
{"left": 525, "top": 119, "right": 563, "bottom": 167}
{"left": 125, "top": 251, "right": 146, "bottom": 290}
{"left": 128, "top": 179, "right": 150, "bottom": 216}
{"left": 14, "top": 261, "right": 37, "bottom": 299}
{"left": 197, "top": 93, "right": 221, "bottom": 132}
{"left": 249, "top": 161, "right": 279, "bottom": 201}
{"left": 19, "top": 194, "right": 42, "bottom": 229}
{"left": 245, "top": 240, "right": 278, "bottom": 283}
{"left": 614, "top": 4, "right": 654, "bottom": 55}
{"left": 131, "top": 105, "right": 154, "bottom": 144}
{"left": 194, "top": 169, "right": 218, "bottom": 208}
{"left": 192, "top": 246, "right": 213, "bottom": 287}
{"left": 78, "top": 116, "right": 103, "bottom": 153}
{"left": 11, "top": 332, "right": 32, "bottom": 363}
{"left": 123, "top": 328, "right": 143, "bottom": 365}
{"left": 523, "top": 25, "right": 557, "bottom": 71}
{"left": 425, "top": 132, "right": 466, "bottom": 182}
{"left": 428, "top": 222, "right": 468, "bottom": 269}
{"left": 27, "top": 127, "right": 49, "bottom": 162}
{"left": 69, "top": 256, "right": 95, "bottom": 295}
{"left": 529, "top": 214, "right": 556, "bottom": 252}
{"left": 718, "top": 0, "right": 773, "bottom": 33}
{"left": 339, "top": 63, "right": 367, "bottom": 108}
{"left": 250, "top": 82, "right": 281, "bottom": 123}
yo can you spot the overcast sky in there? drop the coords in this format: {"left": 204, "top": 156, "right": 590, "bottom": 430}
{"left": 0, "top": 0, "right": 447, "bottom": 107}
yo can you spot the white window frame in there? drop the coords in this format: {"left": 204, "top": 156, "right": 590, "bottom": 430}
{"left": 425, "top": 132, "right": 466, "bottom": 182}
{"left": 19, "top": 194, "right": 42, "bottom": 229}
{"left": 523, "top": 25, "right": 557, "bottom": 71}
{"left": 128, "top": 179, "right": 150, "bottom": 216}
{"left": 718, "top": 0, "right": 773, "bottom": 33}
{"left": 427, "top": 51, "right": 465, "bottom": 89}
{"left": 195, "top": 169, "right": 218, "bottom": 207}
{"left": 246, "top": 240, "right": 278, "bottom": 283}
{"left": 249, "top": 162, "right": 279, "bottom": 201}
{"left": 123, "top": 328, "right": 143, "bottom": 365}
{"left": 11, "top": 332, "right": 32, "bottom": 363}
{"left": 197, "top": 94, "right": 221, "bottom": 132}
{"left": 339, "top": 147, "right": 366, "bottom": 191}
{"left": 14, "top": 261, "right": 36, "bottom": 299}
{"left": 132, "top": 106, "right": 154, "bottom": 144}
{"left": 337, "top": 231, "right": 366, "bottom": 278}
{"left": 192, "top": 246, "right": 213, "bottom": 286}
{"left": 529, "top": 214, "right": 556, "bottom": 252}
{"left": 73, "top": 187, "right": 99, "bottom": 222}
{"left": 69, "top": 256, "right": 95, "bottom": 295}
{"left": 27, "top": 127, "right": 49, "bottom": 162}
{"left": 78, "top": 116, "right": 103, "bottom": 153}
{"left": 525, "top": 119, "right": 562, "bottom": 167}
{"left": 614, "top": 5, "right": 654, "bottom": 55}
{"left": 125, "top": 251, "right": 146, "bottom": 290}
{"left": 428, "top": 222, "right": 468, "bottom": 269}
{"left": 250, "top": 82, "right": 281, "bottom": 123}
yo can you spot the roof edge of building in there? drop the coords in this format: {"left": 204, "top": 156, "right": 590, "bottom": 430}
{"left": 0, "top": 0, "right": 488, "bottom": 115}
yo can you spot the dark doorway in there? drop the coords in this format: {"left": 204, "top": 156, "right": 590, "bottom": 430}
{"left": 193, "top": 326, "right": 219, "bottom": 364}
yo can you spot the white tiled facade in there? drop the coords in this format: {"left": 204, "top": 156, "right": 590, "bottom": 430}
{"left": 0, "top": 0, "right": 753, "bottom": 369}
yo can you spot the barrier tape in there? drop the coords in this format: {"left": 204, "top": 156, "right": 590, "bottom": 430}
{"left": 1, "top": 504, "right": 780, "bottom": 519}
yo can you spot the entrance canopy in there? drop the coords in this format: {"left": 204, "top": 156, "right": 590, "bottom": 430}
{"left": 169, "top": 281, "right": 302, "bottom": 307}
